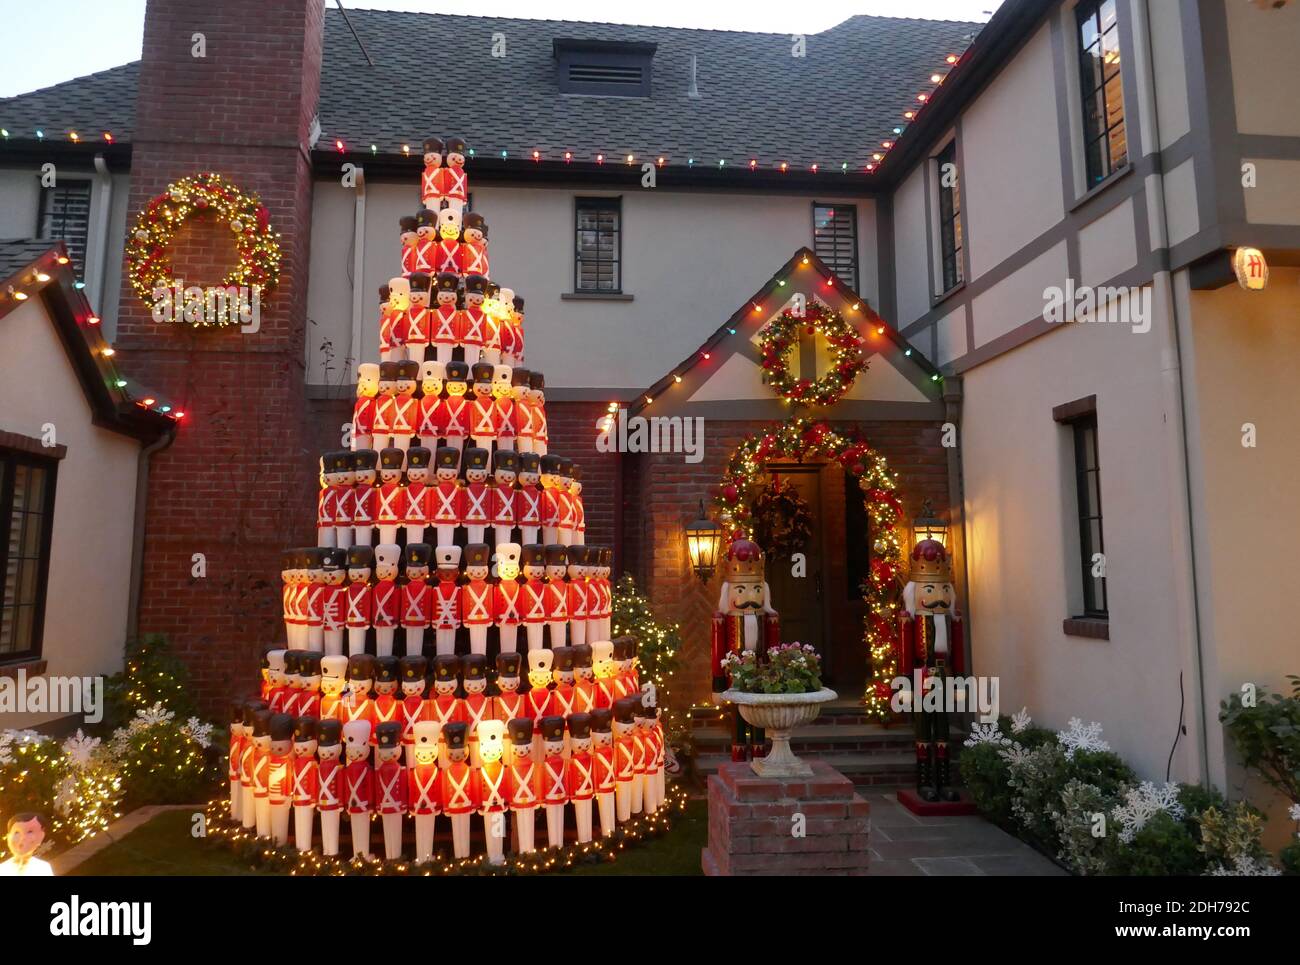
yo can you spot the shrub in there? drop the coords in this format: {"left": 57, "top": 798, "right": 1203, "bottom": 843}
{"left": 1104, "top": 811, "right": 1204, "bottom": 876}
{"left": 1054, "top": 779, "right": 1118, "bottom": 875}
{"left": 1067, "top": 749, "right": 1137, "bottom": 798}
{"left": 99, "top": 635, "right": 199, "bottom": 735}
{"left": 1219, "top": 679, "right": 1300, "bottom": 806}
{"left": 109, "top": 704, "right": 223, "bottom": 808}
{"left": 1008, "top": 742, "right": 1072, "bottom": 852}
{"left": 960, "top": 743, "right": 1015, "bottom": 825}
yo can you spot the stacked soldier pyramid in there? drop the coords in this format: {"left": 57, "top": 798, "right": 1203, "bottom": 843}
{"left": 226, "top": 138, "right": 665, "bottom": 866}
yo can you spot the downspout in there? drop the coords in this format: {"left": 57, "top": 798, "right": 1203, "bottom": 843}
{"left": 126, "top": 427, "right": 177, "bottom": 640}
{"left": 90, "top": 154, "right": 113, "bottom": 314}
{"left": 349, "top": 165, "right": 367, "bottom": 384}
{"left": 1134, "top": 0, "right": 1210, "bottom": 782}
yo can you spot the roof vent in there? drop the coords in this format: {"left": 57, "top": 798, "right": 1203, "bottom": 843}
{"left": 554, "top": 39, "right": 656, "bottom": 97}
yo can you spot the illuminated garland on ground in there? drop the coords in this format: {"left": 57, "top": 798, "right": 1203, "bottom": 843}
{"left": 712, "top": 417, "right": 906, "bottom": 720}
{"left": 201, "top": 784, "right": 689, "bottom": 876}
{"left": 758, "top": 303, "right": 867, "bottom": 406}
{"left": 125, "top": 172, "right": 281, "bottom": 314}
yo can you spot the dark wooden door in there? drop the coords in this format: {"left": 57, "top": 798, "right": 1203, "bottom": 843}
{"left": 764, "top": 466, "right": 826, "bottom": 662}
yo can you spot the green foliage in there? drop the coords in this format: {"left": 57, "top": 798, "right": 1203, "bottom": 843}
{"left": 1279, "top": 837, "right": 1300, "bottom": 874}
{"left": 611, "top": 574, "right": 681, "bottom": 695}
{"left": 1198, "top": 802, "right": 1269, "bottom": 866}
{"left": 1219, "top": 680, "right": 1300, "bottom": 805}
{"left": 1103, "top": 811, "right": 1205, "bottom": 876}
{"left": 1068, "top": 749, "right": 1137, "bottom": 798}
{"left": 99, "top": 635, "right": 198, "bottom": 735}
{"left": 1008, "top": 742, "right": 1071, "bottom": 851}
{"left": 722, "top": 643, "right": 823, "bottom": 695}
{"left": 110, "top": 711, "right": 222, "bottom": 808}
{"left": 1054, "top": 779, "right": 1117, "bottom": 875}
{"left": 959, "top": 742, "right": 1015, "bottom": 825}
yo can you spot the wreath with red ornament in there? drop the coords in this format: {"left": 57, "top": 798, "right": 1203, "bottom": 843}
{"left": 758, "top": 302, "right": 868, "bottom": 406}
{"left": 125, "top": 172, "right": 281, "bottom": 314}
{"left": 750, "top": 478, "right": 814, "bottom": 559}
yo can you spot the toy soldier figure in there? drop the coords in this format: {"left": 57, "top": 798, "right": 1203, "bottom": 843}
{"left": 239, "top": 702, "right": 263, "bottom": 829}
{"left": 506, "top": 718, "right": 539, "bottom": 853}
{"left": 631, "top": 700, "right": 653, "bottom": 816}
{"left": 590, "top": 707, "right": 617, "bottom": 836}
{"left": 321, "top": 549, "right": 347, "bottom": 656}
{"left": 413, "top": 208, "right": 438, "bottom": 274}
{"left": 305, "top": 549, "right": 327, "bottom": 650}
{"left": 345, "top": 545, "right": 374, "bottom": 656}
{"left": 598, "top": 548, "right": 614, "bottom": 641}
{"left": 526, "top": 648, "right": 554, "bottom": 723}
{"left": 493, "top": 541, "right": 524, "bottom": 652}
{"left": 431, "top": 272, "right": 460, "bottom": 365}
{"left": 353, "top": 362, "right": 380, "bottom": 454}
{"left": 374, "top": 721, "right": 407, "bottom": 860}
{"left": 375, "top": 447, "right": 408, "bottom": 546}
{"left": 416, "top": 363, "right": 446, "bottom": 449}
{"left": 711, "top": 537, "right": 781, "bottom": 762}
{"left": 505, "top": 294, "right": 526, "bottom": 367}
{"left": 228, "top": 702, "right": 246, "bottom": 821}
{"left": 492, "top": 365, "right": 516, "bottom": 452}
{"left": 390, "top": 360, "right": 420, "bottom": 454}
{"left": 434, "top": 207, "right": 462, "bottom": 275}
{"left": 539, "top": 715, "right": 568, "bottom": 849}
{"left": 320, "top": 654, "right": 349, "bottom": 720}
{"left": 516, "top": 452, "right": 543, "bottom": 544}
{"left": 511, "top": 368, "right": 535, "bottom": 454}
{"left": 334, "top": 449, "right": 357, "bottom": 549}
{"left": 296, "top": 650, "right": 323, "bottom": 719}
{"left": 460, "top": 652, "right": 492, "bottom": 765}
{"left": 549, "top": 646, "right": 577, "bottom": 719}
{"left": 612, "top": 696, "right": 638, "bottom": 823}
{"left": 476, "top": 719, "right": 509, "bottom": 865}
{"left": 372, "top": 543, "right": 402, "bottom": 657}
{"left": 403, "top": 446, "right": 432, "bottom": 545}
{"left": 371, "top": 655, "right": 403, "bottom": 744}
{"left": 316, "top": 718, "right": 345, "bottom": 856}
{"left": 436, "top": 135, "right": 470, "bottom": 212}
{"left": 569, "top": 464, "right": 586, "bottom": 546}
{"left": 543, "top": 545, "right": 569, "bottom": 649}
{"left": 265, "top": 649, "right": 290, "bottom": 714}
{"left": 459, "top": 212, "right": 490, "bottom": 279}
{"left": 291, "top": 717, "right": 319, "bottom": 852}
{"left": 318, "top": 451, "right": 345, "bottom": 548}
{"left": 350, "top": 450, "right": 378, "bottom": 547}
{"left": 555, "top": 458, "right": 576, "bottom": 547}
{"left": 280, "top": 555, "right": 297, "bottom": 653}
{"left": 382, "top": 277, "right": 410, "bottom": 362}
{"left": 374, "top": 362, "right": 399, "bottom": 452}
{"left": 431, "top": 446, "right": 464, "bottom": 546}
{"left": 468, "top": 363, "right": 499, "bottom": 451}
{"left": 566, "top": 546, "right": 590, "bottom": 647}
{"left": 433, "top": 545, "right": 462, "bottom": 655}
{"left": 520, "top": 543, "right": 548, "bottom": 651}
{"left": 398, "top": 216, "right": 419, "bottom": 277}
{"left": 459, "top": 273, "right": 488, "bottom": 352}
{"left": 647, "top": 704, "right": 666, "bottom": 813}
{"left": 251, "top": 707, "right": 274, "bottom": 838}
{"left": 342, "top": 719, "right": 374, "bottom": 858}
{"left": 262, "top": 723, "right": 295, "bottom": 847}
{"left": 280, "top": 650, "right": 302, "bottom": 719}
{"left": 442, "top": 362, "right": 471, "bottom": 448}
{"left": 492, "top": 652, "right": 526, "bottom": 732}
{"left": 462, "top": 447, "right": 492, "bottom": 543}
{"left": 398, "top": 655, "right": 429, "bottom": 768}
{"left": 611, "top": 639, "right": 636, "bottom": 700}
{"left": 340, "top": 654, "right": 377, "bottom": 730}
{"left": 440, "top": 721, "right": 474, "bottom": 858}
{"left": 528, "top": 371, "right": 549, "bottom": 456}
{"left": 572, "top": 643, "right": 596, "bottom": 713}
{"left": 590, "top": 640, "right": 617, "bottom": 710}
{"left": 540, "top": 455, "right": 564, "bottom": 545}
{"left": 899, "top": 538, "right": 965, "bottom": 803}
{"left": 400, "top": 543, "right": 433, "bottom": 657}
{"left": 428, "top": 655, "right": 464, "bottom": 730}
{"left": 420, "top": 137, "right": 445, "bottom": 208}
{"left": 404, "top": 272, "right": 433, "bottom": 364}
{"left": 408, "top": 720, "right": 442, "bottom": 862}
{"left": 566, "top": 712, "right": 596, "bottom": 843}
{"left": 461, "top": 543, "right": 495, "bottom": 656}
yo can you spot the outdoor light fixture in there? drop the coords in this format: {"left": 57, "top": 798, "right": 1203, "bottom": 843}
{"left": 685, "top": 499, "right": 724, "bottom": 581}
{"left": 913, "top": 500, "right": 949, "bottom": 548}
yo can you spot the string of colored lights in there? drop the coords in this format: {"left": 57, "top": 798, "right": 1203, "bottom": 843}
{"left": 758, "top": 302, "right": 868, "bottom": 406}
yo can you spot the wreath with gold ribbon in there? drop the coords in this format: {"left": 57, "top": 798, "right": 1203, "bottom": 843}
{"left": 125, "top": 172, "right": 281, "bottom": 312}
{"left": 758, "top": 302, "right": 867, "bottom": 406}
{"left": 750, "top": 478, "right": 814, "bottom": 558}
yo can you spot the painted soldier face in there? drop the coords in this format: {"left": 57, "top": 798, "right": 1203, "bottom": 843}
{"left": 726, "top": 579, "right": 765, "bottom": 613}
{"left": 407, "top": 464, "right": 429, "bottom": 484}
{"left": 436, "top": 287, "right": 457, "bottom": 306}
{"left": 464, "top": 674, "right": 486, "bottom": 695}
{"left": 528, "top": 385, "right": 545, "bottom": 406}
{"left": 434, "top": 677, "right": 457, "bottom": 696}
{"left": 344, "top": 735, "right": 369, "bottom": 762}
{"left": 374, "top": 677, "right": 396, "bottom": 698}
{"left": 528, "top": 667, "right": 551, "bottom": 689}
{"left": 447, "top": 149, "right": 465, "bottom": 168}
{"left": 401, "top": 678, "right": 425, "bottom": 698}
{"left": 406, "top": 561, "right": 429, "bottom": 580}
{"left": 380, "top": 465, "right": 402, "bottom": 484}
{"left": 463, "top": 224, "right": 484, "bottom": 244}
{"left": 466, "top": 465, "right": 487, "bottom": 484}
{"left": 445, "top": 377, "right": 468, "bottom": 398}
{"left": 447, "top": 742, "right": 467, "bottom": 763}
{"left": 916, "top": 581, "right": 954, "bottom": 613}
{"left": 400, "top": 226, "right": 417, "bottom": 246}
{"left": 303, "top": 670, "right": 321, "bottom": 691}
{"left": 576, "top": 662, "right": 594, "bottom": 682}
{"left": 396, "top": 371, "right": 417, "bottom": 393}
{"left": 410, "top": 285, "right": 431, "bottom": 308}
{"left": 473, "top": 377, "right": 492, "bottom": 399}
{"left": 271, "top": 736, "right": 292, "bottom": 756}
{"left": 293, "top": 739, "right": 316, "bottom": 758}
{"left": 545, "top": 562, "right": 566, "bottom": 581}
{"left": 347, "top": 564, "right": 371, "bottom": 582}
{"left": 568, "top": 562, "right": 585, "bottom": 580}
{"left": 513, "top": 380, "right": 529, "bottom": 402}
{"left": 544, "top": 738, "right": 564, "bottom": 756}
{"left": 421, "top": 368, "right": 444, "bottom": 396}
{"left": 523, "top": 562, "right": 545, "bottom": 580}
{"left": 321, "top": 676, "right": 346, "bottom": 697}
{"left": 416, "top": 221, "right": 436, "bottom": 241}
{"left": 519, "top": 468, "right": 539, "bottom": 486}
{"left": 350, "top": 677, "right": 374, "bottom": 697}
{"left": 498, "top": 673, "right": 520, "bottom": 692}
{"left": 466, "top": 560, "right": 490, "bottom": 580}
{"left": 492, "top": 368, "right": 512, "bottom": 399}
{"left": 437, "top": 564, "right": 459, "bottom": 582}
{"left": 435, "top": 463, "right": 459, "bottom": 483}
{"left": 494, "top": 467, "right": 517, "bottom": 489}
{"left": 376, "top": 744, "right": 400, "bottom": 763}
{"left": 355, "top": 464, "right": 376, "bottom": 485}
{"left": 438, "top": 209, "right": 462, "bottom": 240}
{"left": 388, "top": 280, "right": 411, "bottom": 312}
{"left": 570, "top": 477, "right": 583, "bottom": 496}
{"left": 496, "top": 556, "right": 520, "bottom": 581}
{"left": 571, "top": 735, "right": 591, "bottom": 753}
{"left": 318, "top": 743, "right": 342, "bottom": 762}
{"left": 254, "top": 732, "right": 271, "bottom": 750}
{"left": 378, "top": 374, "right": 397, "bottom": 398}
{"left": 465, "top": 288, "right": 485, "bottom": 308}
{"left": 593, "top": 729, "right": 612, "bottom": 749}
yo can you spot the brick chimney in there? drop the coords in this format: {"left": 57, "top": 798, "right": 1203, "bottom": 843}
{"left": 116, "top": 0, "right": 325, "bottom": 711}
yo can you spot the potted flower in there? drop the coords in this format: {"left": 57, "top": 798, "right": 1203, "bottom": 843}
{"left": 720, "top": 643, "right": 837, "bottom": 778}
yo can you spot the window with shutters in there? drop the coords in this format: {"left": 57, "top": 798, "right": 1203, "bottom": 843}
{"left": 812, "top": 204, "right": 858, "bottom": 290}
{"left": 574, "top": 197, "right": 622, "bottom": 293}
{"left": 38, "top": 180, "right": 93, "bottom": 278}
{"left": 0, "top": 449, "right": 58, "bottom": 662}
{"left": 935, "top": 142, "right": 963, "bottom": 293}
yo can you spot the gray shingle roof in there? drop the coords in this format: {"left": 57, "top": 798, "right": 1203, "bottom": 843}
{"left": 0, "top": 238, "right": 62, "bottom": 284}
{"left": 2, "top": 11, "right": 978, "bottom": 171}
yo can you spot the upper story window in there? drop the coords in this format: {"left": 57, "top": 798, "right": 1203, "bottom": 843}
{"left": 935, "top": 142, "right": 963, "bottom": 293}
{"left": 38, "top": 180, "right": 92, "bottom": 278}
{"left": 574, "top": 196, "right": 622, "bottom": 293}
{"left": 1076, "top": 0, "right": 1127, "bottom": 187}
{"left": 554, "top": 39, "right": 656, "bottom": 97}
{"left": 812, "top": 204, "right": 858, "bottom": 290}
{"left": 1, "top": 447, "right": 59, "bottom": 663}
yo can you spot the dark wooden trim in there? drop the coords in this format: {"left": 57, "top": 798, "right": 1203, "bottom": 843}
{"left": 0, "top": 431, "right": 67, "bottom": 461}
{"left": 1052, "top": 394, "right": 1097, "bottom": 423}
{"left": 0, "top": 658, "right": 48, "bottom": 679}
{"left": 1063, "top": 616, "right": 1109, "bottom": 640}
{"left": 561, "top": 291, "right": 634, "bottom": 302}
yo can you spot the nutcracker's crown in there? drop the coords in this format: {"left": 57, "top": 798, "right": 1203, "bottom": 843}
{"left": 723, "top": 538, "right": 765, "bottom": 582}
{"left": 908, "top": 538, "right": 953, "bottom": 584}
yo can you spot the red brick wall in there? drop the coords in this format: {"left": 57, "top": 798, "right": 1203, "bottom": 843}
{"left": 116, "top": 0, "right": 325, "bottom": 712}
{"left": 545, "top": 400, "right": 620, "bottom": 555}
{"left": 626, "top": 418, "right": 951, "bottom": 707}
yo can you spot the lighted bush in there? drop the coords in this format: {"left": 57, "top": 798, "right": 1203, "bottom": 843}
{"left": 109, "top": 704, "right": 223, "bottom": 808}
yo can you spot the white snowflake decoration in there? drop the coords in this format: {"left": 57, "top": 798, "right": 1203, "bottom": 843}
{"left": 1111, "top": 781, "right": 1185, "bottom": 843}
{"left": 0, "top": 728, "right": 46, "bottom": 766}
{"left": 964, "top": 722, "right": 1011, "bottom": 748}
{"left": 182, "top": 717, "right": 214, "bottom": 749}
{"left": 999, "top": 742, "right": 1034, "bottom": 768}
{"left": 137, "top": 702, "right": 175, "bottom": 727}
{"left": 1057, "top": 717, "right": 1109, "bottom": 759}
{"left": 61, "top": 729, "right": 101, "bottom": 769}
{"left": 1289, "top": 803, "right": 1300, "bottom": 823}
{"left": 1207, "top": 854, "right": 1281, "bottom": 877}
{"left": 1010, "top": 707, "right": 1032, "bottom": 734}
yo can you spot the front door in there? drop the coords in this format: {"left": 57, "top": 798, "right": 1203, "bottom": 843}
{"left": 763, "top": 465, "right": 826, "bottom": 665}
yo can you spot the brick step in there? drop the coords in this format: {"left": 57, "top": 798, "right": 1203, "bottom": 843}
{"left": 695, "top": 750, "right": 918, "bottom": 788}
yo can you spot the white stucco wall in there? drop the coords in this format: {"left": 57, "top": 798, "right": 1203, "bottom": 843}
{"left": 306, "top": 180, "right": 879, "bottom": 390}
{"left": 1226, "top": 0, "right": 1300, "bottom": 137}
{"left": 0, "top": 297, "right": 142, "bottom": 730}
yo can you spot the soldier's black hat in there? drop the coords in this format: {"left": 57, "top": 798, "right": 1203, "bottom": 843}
{"left": 374, "top": 655, "right": 399, "bottom": 683}
{"left": 568, "top": 713, "right": 592, "bottom": 740}
{"left": 351, "top": 448, "right": 378, "bottom": 471}
{"left": 464, "top": 273, "right": 488, "bottom": 295}
{"left": 347, "top": 544, "right": 374, "bottom": 568}
{"left": 400, "top": 655, "right": 428, "bottom": 681}
{"left": 306, "top": 547, "right": 330, "bottom": 569}
{"left": 521, "top": 544, "right": 546, "bottom": 567}
{"left": 435, "top": 271, "right": 460, "bottom": 293}
{"left": 463, "top": 212, "right": 487, "bottom": 236}
{"left": 408, "top": 271, "right": 432, "bottom": 292}
{"left": 471, "top": 361, "right": 494, "bottom": 383}
{"left": 557, "top": 457, "right": 574, "bottom": 477}
{"left": 379, "top": 283, "right": 391, "bottom": 301}
{"left": 243, "top": 700, "right": 267, "bottom": 728}
{"left": 590, "top": 707, "right": 613, "bottom": 733}
{"left": 379, "top": 360, "right": 400, "bottom": 382}
{"left": 495, "top": 651, "right": 522, "bottom": 677}
{"left": 512, "top": 295, "right": 525, "bottom": 312}
{"left": 325, "top": 450, "right": 351, "bottom": 474}
{"left": 507, "top": 718, "right": 533, "bottom": 744}
{"left": 298, "top": 651, "right": 323, "bottom": 675}
{"left": 252, "top": 708, "right": 273, "bottom": 737}
{"left": 464, "top": 448, "right": 489, "bottom": 473}
{"left": 552, "top": 646, "right": 575, "bottom": 672}
{"left": 493, "top": 449, "right": 519, "bottom": 473}
{"left": 293, "top": 717, "right": 317, "bottom": 743}
{"left": 446, "top": 136, "right": 467, "bottom": 154}
{"left": 464, "top": 543, "right": 491, "bottom": 568}
{"left": 407, "top": 446, "right": 431, "bottom": 470}
{"left": 540, "top": 454, "right": 563, "bottom": 475}
{"left": 283, "top": 650, "right": 301, "bottom": 675}
{"left": 573, "top": 643, "right": 593, "bottom": 669}
{"left": 544, "top": 544, "right": 568, "bottom": 567}
{"left": 529, "top": 371, "right": 545, "bottom": 391}
{"left": 443, "top": 721, "right": 468, "bottom": 749}
{"left": 375, "top": 721, "right": 402, "bottom": 749}
{"left": 569, "top": 463, "right": 582, "bottom": 483}
{"left": 416, "top": 207, "right": 438, "bottom": 228}
{"left": 316, "top": 718, "right": 342, "bottom": 747}
{"left": 486, "top": 280, "right": 501, "bottom": 298}
{"left": 396, "top": 359, "right": 420, "bottom": 382}
{"left": 433, "top": 654, "right": 460, "bottom": 681}
{"left": 510, "top": 367, "right": 531, "bottom": 387}
{"left": 540, "top": 715, "right": 566, "bottom": 743}
{"left": 434, "top": 446, "right": 460, "bottom": 470}
{"left": 444, "top": 360, "right": 470, "bottom": 381}
{"left": 613, "top": 639, "right": 634, "bottom": 660}
{"left": 461, "top": 653, "right": 487, "bottom": 681}
{"left": 613, "top": 696, "right": 639, "bottom": 724}
{"left": 379, "top": 449, "right": 403, "bottom": 474}
{"left": 321, "top": 547, "right": 346, "bottom": 572}
{"left": 422, "top": 136, "right": 445, "bottom": 154}
{"left": 347, "top": 654, "right": 376, "bottom": 680}
{"left": 569, "top": 545, "right": 593, "bottom": 566}
{"left": 281, "top": 550, "right": 297, "bottom": 571}
{"left": 404, "top": 543, "right": 432, "bottom": 567}
{"left": 399, "top": 215, "right": 419, "bottom": 233}
{"left": 518, "top": 451, "right": 541, "bottom": 474}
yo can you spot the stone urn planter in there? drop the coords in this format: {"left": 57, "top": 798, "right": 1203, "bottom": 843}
{"left": 720, "top": 687, "right": 838, "bottom": 778}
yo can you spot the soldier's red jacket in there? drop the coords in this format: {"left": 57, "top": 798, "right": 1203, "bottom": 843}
{"left": 898, "top": 612, "right": 964, "bottom": 676}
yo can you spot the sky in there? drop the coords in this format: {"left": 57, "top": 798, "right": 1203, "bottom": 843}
{"left": 0, "top": 0, "right": 999, "bottom": 98}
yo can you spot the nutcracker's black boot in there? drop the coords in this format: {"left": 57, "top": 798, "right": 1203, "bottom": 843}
{"left": 935, "top": 745, "right": 960, "bottom": 802}
{"left": 916, "top": 743, "right": 938, "bottom": 802}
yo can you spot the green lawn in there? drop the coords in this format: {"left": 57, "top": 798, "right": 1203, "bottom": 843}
{"left": 70, "top": 800, "right": 707, "bottom": 876}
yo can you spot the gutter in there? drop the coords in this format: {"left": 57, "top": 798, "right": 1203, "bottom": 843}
{"left": 126, "top": 426, "right": 177, "bottom": 640}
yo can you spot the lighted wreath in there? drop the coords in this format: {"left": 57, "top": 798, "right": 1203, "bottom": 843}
{"left": 125, "top": 172, "right": 281, "bottom": 311}
{"left": 750, "top": 478, "right": 814, "bottom": 559}
{"left": 712, "top": 417, "right": 907, "bottom": 720}
{"left": 758, "top": 302, "right": 868, "bottom": 406}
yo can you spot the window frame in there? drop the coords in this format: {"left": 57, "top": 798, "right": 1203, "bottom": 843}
{"left": 0, "top": 446, "right": 59, "bottom": 664}
{"left": 1053, "top": 398, "right": 1108, "bottom": 622}
{"left": 573, "top": 196, "right": 623, "bottom": 294}
{"left": 934, "top": 141, "right": 963, "bottom": 295}
{"left": 811, "top": 202, "right": 859, "bottom": 292}
{"left": 1075, "top": 0, "right": 1128, "bottom": 189}
{"left": 36, "top": 177, "right": 93, "bottom": 280}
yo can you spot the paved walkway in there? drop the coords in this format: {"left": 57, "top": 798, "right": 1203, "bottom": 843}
{"left": 862, "top": 789, "right": 1066, "bottom": 876}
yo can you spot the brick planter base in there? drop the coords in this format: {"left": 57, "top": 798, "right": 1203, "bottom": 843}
{"left": 702, "top": 760, "right": 871, "bottom": 876}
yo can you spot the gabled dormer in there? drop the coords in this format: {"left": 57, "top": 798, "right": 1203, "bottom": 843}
{"left": 553, "top": 38, "right": 657, "bottom": 97}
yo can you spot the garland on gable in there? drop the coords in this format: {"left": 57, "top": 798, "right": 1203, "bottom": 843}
{"left": 758, "top": 302, "right": 868, "bottom": 406}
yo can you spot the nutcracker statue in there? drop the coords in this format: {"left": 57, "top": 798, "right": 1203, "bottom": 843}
{"left": 566, "top": 546, "right": 589, "bottom": 647}
{"left": 590, "top": 707, "right": 617, "bottom": 837}
{"left": 900, "top": 538, "right": 965, "bottom": 803}
{"left": 492, "top": 651, "right": 526, "bottom": 728}
{"left": 376, "top": 447, "right": 407, "bottom": 546}
{"left": 711, "top": 537, "right": 781, "bottom": 762}
{"left": 353, "top": 363, "right": 381, "bottom": 454}
{"left": 459, "top": 213, "right": 490, "bottom": 291}
{"left": 526, "top": 648, "right": 554, "bottom": 728}
{"left": 320, "top": 654, "right": 349, "bottom": 720}
{"left": 400, "top": 542, "right": 433, "bottom": 657}
{"left": 296, "top": 650, "right": 323, "bottom": 719}
{"left": 351, "top": 449, "right": 379, "bottom": 547}
{"left": 555, "top": 458, "right": 576, "bottom": 546}
{"left": 566, "top": 712, "right": 596, "bottom": 843}
{"left": 372, "top": 542, "right": 402, "bottom": 657}
{"left": 432, "top": 446, "right": 464, "bottom": 547}
{"left": 417, "top": 361, "right": 445, "bottom": 451}
{"left": 433, "top": 545, "right": 462, "bottom": 655}
{"left": 404, "top": 272, "right": 432, "bottom": 365}
{"left": 506, "top": 718, "right": 538, "bottom": 853}
{"left": 636, "top": 699, "right": 660, "bottom": 815}
{"left": 413, "top": 209, "right": 437, "bottom": 274}
{"left": 492, "top": 366, "right": 516, "bottom": 452}
{"left": 516, "top": 452, "right": 543, "bottom": 545}
{"left": 462, "top": 447, "right": 492, "bottom": 543}
{"left": 440, "top": 721, "right": 474, "bottom": 858}
{"left": 437, "top": 135, "right": 470, "bottom": 213}
{"left": 434, "top": 207, "right": 462, "bottom": 275}
{"left": 431, "top": 272, "right": 460, "bottom": 365}
{"left": 548, "top": 646, "right": 577, "bottom": 719}
{"left": 318, "top": 450, "right": 348, "bottom": 548}
{"left": 404, "top": 446, "right": 432, "bottom": 545}
{"left": 316, "top": 718, "right": 344, "bottom": 856}
{"left": 428, "top": 654, "right": 463, "bottom": 731}
{"left": 539, "top": 715, "right": 568, "bottom": 849}
{"left": 476, "top": 718, "right": 509, "bottom": 865}
{"left": 461, "top": 543, "right": 494, "bottom": 655}
{"left": 345, "top": 544, "right": 373, "bottom": 656}
{"left": 371, "top": 655, "right": 402, "bottom": 742}
{"left": 493, "top": 541, "right": 523, "bottom": 653}
{"left": 398, "top": 655, "right": 428, "bottom": 768}
{"left": 265, "top": 648, "right": 289, "bottom": 711}
{"left": 291, "top": 716, "right": 319, "bottom": 853}
{"left": 342, "top": 719, "right": 374, "bottom": 859}
{"left": 507, "top": 294, "right": 526, "bottom": 367}
{"left": 320, "top": 549, "right": 347, "bottom": 656}
{"left": 419, "top": 137, "right": 444, "bottom": 208}
{"left": 281, "top": 650, "right": 303, "bottom": 718}
{"left": 460, "top": 652, "right": 492, "bottom": 765}
{"left": 511, "top": 368, "right": 535, "bottom": 455}
{"left": 374, "top": 721, "right": 407, "bottom": 860}
{"left": 391, "top": 360, "right": 420, "bottom": 453}
{"left": 408, "top": 720, "right": 442, "bottom": 863}
{"left": 340, "top": 654, "right": 376, "bottom": 730}
{"left": 520, "top": 543, "right": 548, "bottom": 651}
{"left": 543, "top": 544, "right": 569, "bottom": 649}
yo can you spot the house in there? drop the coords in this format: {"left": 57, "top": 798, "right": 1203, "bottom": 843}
{"left": 1, "top": 0, "right": 1297, "bottom": 833}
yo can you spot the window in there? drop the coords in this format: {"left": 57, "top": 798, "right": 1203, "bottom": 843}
{"left": 574, "top": 197, "right": 622, "bottom": 293}
{"left": 1, "top": 450, "right": 58, "bottom": 661}
{"left": 812, "top": 204, "right": 858, "bottom": 290}
{"left": 935, "top": 142, "right": 963, "bottom": 292}
{"left": 1064, "top": 410, "right": 1107, "bottom": 618}
{"left": 1076, "top": 0, "right": 1127, "bottom": 187}
{"left": 554, "top": 39, "right": 655, "bottom": 97}
{"left": 38, "top": 180, "right": 92, "bottom": 278}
